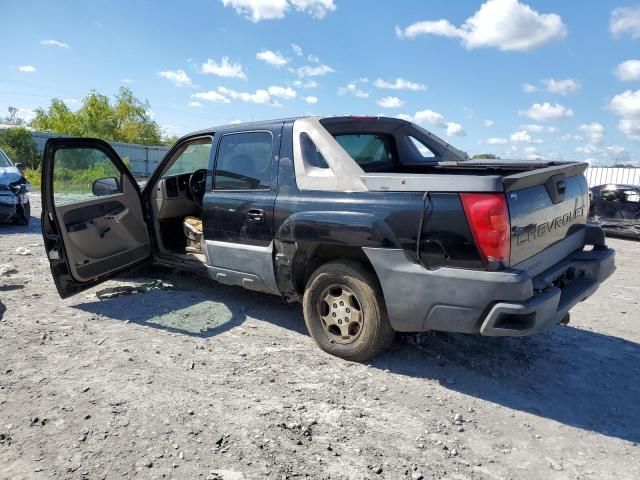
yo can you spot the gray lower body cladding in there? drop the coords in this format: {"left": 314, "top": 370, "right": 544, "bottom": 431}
{"left": 363, "top": 231, "right": 615, "bottom": 336}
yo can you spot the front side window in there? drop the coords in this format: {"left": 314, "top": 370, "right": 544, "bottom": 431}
{"left": 333, "top": 133, "right": 395, "bottom": 168}
{"left": 214, "top": 131, "right": 273, "bottom": 190}
{"left": 53, "top": 148, "right": 122, "bottom": 206}
{"left": 163, "top": 138, "right": 212, "bottom": 177}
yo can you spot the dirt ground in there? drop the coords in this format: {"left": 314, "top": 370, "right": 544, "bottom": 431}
{"left": 1, "top": 194, "right": 639, "bottom": 480}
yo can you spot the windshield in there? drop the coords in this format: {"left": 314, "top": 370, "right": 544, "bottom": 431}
{"left": 0, "top": 149, "right": 12, "bottom": 168}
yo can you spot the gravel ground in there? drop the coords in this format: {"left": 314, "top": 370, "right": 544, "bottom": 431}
{"left": 1, "top": 195, "right": 639, "bottom": 480}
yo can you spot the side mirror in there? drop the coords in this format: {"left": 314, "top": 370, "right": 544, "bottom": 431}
{"left": 92, "top": 177, "right": 120, "bottom": 197}
{"left": 15, "top": 163, "right": 25, "bottom": 171}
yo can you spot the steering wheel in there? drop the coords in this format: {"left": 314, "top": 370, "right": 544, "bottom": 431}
{"left": 188, "top": 169, "right": 208, "bottom": 206}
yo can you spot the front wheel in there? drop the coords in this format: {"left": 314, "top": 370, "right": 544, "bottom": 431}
{"left": 13, "top": 202, "right": 30, "bottom": 226}
{"left": 302, "top": 260, "right": 395, "bottom": 362}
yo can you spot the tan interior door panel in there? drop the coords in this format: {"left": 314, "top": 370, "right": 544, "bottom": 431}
{"left": 55, "top": 179, "right": 150, "bottom": 283}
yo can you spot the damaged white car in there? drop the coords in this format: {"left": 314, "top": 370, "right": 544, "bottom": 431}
{"left": 0, "top": 148, "right": 31, "bottom": 225}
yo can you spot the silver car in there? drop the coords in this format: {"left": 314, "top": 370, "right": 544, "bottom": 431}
{"left": 0, "top": 147, "right": 31, "bottom": 225}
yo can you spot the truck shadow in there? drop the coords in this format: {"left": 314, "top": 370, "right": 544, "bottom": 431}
{"left": 72, "top": 271, "right": 305, "bottom": 339}
{"left": 0, "top": 216, "right": 41, "bottom": 235}
{"left": 72, "top": 271, "right": 639, "bottom": 444}
{"left": 373, "top": 327, "right": 640, "bottom": 444}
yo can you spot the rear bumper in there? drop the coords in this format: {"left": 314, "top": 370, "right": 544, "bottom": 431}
{"left": 364, "top": 227, "right": 615, "bottom": 336}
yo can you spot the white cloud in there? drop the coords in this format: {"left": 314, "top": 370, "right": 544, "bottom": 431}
{"left": 218, "top": 86, "right": 271, "bottom": 104}
{"left": 220, "top": 0, "right": 335, "bottom": 22}
{"left": 304, "top": 96, "right": 318, "bottom": 104}
{"left": 201, "top": 57, "right": 247, "bottom": 79}
{"left": 523, "top": 146, "right": 541, "bottom": 159}
{"left": 560, "top": 133, "right": 582, "bottom": 142}
{"left": 609, "top": 89, "right": 640, "bottom": 118}
{"left": 575, "top": 144, "right": 599, "bottom": 155}
{"left": 377, "top": 96, "right": 404, "bottom": 108}
{"left": 447, "top": 122, "right": 467, "bottom": 137}
{"left": 395, "top": 0, "right": 567, "bottom": 51}
{"left": 543, "top": 78, "right": 581, "bottom": 95}
{"left": 307, "top": 54, "right": 320, "bottom": 63}
{"left": 399, "top": 109, "right": 447, "bottom": 128}
{"left": 609, "top": 89, "right": 640, "bottom": 140}
{"left": 291, "top": 43, "right": 303, "bottom": 56}
{"left": 578, "top": 122, "right": 604, "bottom": 144}
{"left": 293, "top": 79, "right": 318, "bottom": 88}
{"left": 616, "top": 60, "right": 640, "bottom": 81}
{"left": 158, "top": 69, "right": 192, "bottom": 87}
{"left": 610, "top": 6, "right": 640, "bottom": 39}
{"left": 289, "top": 0, "right": 336, "bottom": 18}
{"left": 510, "top": 130, "right": 542, "bottom": 143}
{"left": 619, "top": 118, "right": 640, "bottom": 140}
{"left": 122, "top": 78, "right": 134, "bottom": 84}
{"left": 256, "top": 50, "right": 288, "bottom": 67}
{"left": 295, "top": 64, "right": 334, "bottom": 77}
{"left": 338, "top": 83, "right": 368, "bottom": 98}
{"left": 191, "top": 90, "right": 231, "bottom": 103}
{"left": 520, "top": 124, "right": 544, "bottom": 132}
{"left": 605, "top": 144, "right": 626, "bottom": 155}
{"left": 522, "top": 83, "right": 537, "bottom": 93}
{"left": 41, "top": 39, "right": 69, "bottom": 48}
{"left": 483, "top": 119, "right": 495, "bottom": 127}
{"left": 267, "top": 85, "right": 297, "bottom": 99}
{"left": 519, "top": 102, "right": 574, "bottom": 121}
{"left": 486, "top": 137, "right": 507, "bottom": 144}
{"left": 446, "top": 122, "right": 466, "bottom": 137}
{"left": 374, "top": 77, "right": 426, "bottom": 91}
{"left": 188, "top": 101, "right": 203, "bottom": 108}
{"left": 18, "top": 65, "right": 36, "bottom": 73}
{"left": 161, "top": 124, "right": 183, "bottom": 136}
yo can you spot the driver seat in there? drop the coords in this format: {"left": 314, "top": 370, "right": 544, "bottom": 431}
{"left": 183, "top": 216, "right": 203, "bottom": 253}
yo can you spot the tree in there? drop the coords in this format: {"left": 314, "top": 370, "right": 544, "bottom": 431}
{"left": 0, "top": 127, "right": 39, "bottom": 168}
{"left": 32, "top": 87, "right": 162, "bottom": 145}
{"left": 472, "top": 153, "right": 500, "bottom": 160}
{"left": 1, "top": 106, "right": 26, "bottom": 126}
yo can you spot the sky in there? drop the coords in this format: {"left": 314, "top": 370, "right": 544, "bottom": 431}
{"left": 1, "top": 0, "right": 640, "bottom": 165}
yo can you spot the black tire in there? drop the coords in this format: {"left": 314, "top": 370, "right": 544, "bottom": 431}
{"left": 302, "top": 260, "right": 395, "bottom": 362}
{"left": 13, "top": 202, "right": 30, "bottom": 226}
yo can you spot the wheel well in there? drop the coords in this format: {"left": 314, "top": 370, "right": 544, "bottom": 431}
{"left": 292, "top": 243, "right": 376, "bottom": 295}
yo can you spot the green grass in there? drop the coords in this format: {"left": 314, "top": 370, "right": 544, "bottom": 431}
{"left": 23, "top": 157, "right": 131, "bottom": 193}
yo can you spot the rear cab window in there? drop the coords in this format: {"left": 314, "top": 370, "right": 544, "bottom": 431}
{"left": 333, "top": 133, "right": 396, "bottom": 172}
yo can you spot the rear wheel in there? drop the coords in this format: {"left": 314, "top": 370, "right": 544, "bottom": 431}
{"left": 303, "top": 260, "right": 395, "bottom": 362}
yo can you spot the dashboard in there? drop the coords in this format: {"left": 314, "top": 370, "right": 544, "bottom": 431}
{"left": 151, "top": 173, "right": 199, "bottom": 220}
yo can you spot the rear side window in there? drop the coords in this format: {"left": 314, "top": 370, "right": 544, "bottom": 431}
{"left": 300, "top": 132, "right": 329, "bottom": 169}
{"left": 333, "top": 133, "right": 395, "bottom": 167}
{"left": 214, "top": 131, "right": 273, "bottom": 190}
{"left": 408, "top": 136, "right": 435, "bottom": 159}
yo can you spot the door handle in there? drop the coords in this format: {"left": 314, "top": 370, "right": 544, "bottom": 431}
{"left": 247, "top": 208, "right": 264, "bottom": 223}
{"left": 104, "top": 207, "right": 130, "bottom": 223}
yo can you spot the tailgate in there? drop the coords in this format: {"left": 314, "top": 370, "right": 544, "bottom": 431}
{"left": 504, "top": 163, "right": 589, "bottom": 266}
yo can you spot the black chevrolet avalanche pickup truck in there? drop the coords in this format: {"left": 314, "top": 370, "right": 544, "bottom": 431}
{"left": 41, "top": 116, "right": 615, "bottom": 361}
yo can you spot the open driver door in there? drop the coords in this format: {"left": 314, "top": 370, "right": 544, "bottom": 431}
{"left": 41, "top": 138, "right": 152, "bottom": 298}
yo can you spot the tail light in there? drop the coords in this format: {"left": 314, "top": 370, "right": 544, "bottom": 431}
{"left": 460, "top": 193, "right": 510, "bottom": 269}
